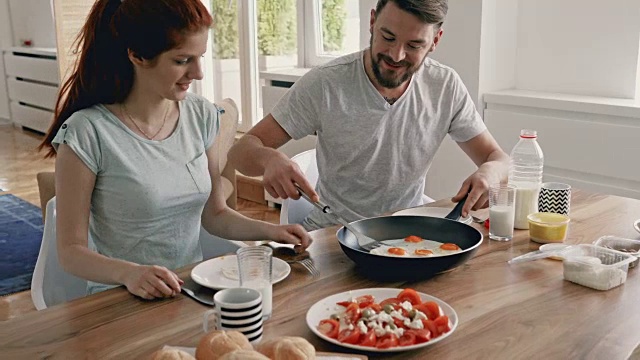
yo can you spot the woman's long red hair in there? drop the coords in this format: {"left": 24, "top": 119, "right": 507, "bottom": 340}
{"left": 39, "top": 0, "right": 212, "bottom": 157}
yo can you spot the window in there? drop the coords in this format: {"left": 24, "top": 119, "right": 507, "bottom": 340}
{"left": 199, "top": 0, "right": 359, "bottom": 130}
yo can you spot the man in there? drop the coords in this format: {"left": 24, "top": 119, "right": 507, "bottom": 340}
{"left": 229, "top": 0, "right": 509, "bottom": 230}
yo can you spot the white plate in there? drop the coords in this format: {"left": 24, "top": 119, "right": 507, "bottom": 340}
{"left": 392, "top": 207, "right": 472, "bottom": 225}
{"left": 306, "top": 288, "right": 458, "bottom": 353}
{"left": 634, "top": 219, "right": 640, "bottom": 234}
{"left": 191, "top": 255, "right": 291, "bottom": 290}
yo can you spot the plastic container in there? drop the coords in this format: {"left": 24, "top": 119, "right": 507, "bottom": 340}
{"left": 593, "top": 236, "right": 640, "bottom": 268}
{"left": 527, "top": 212, "right": 570, "bottom": 243}
{"left": 562, "top": 244, "right": 636, "bottom": 290}
{"left": 509, "top": 129, "right": 544, "bottom": 230}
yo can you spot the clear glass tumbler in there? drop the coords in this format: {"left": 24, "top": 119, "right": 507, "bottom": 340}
{"left": 236, "top": 246, "right": 273, "bottom": 320}
{"left": 489, "top": 184, "right": 517, "bottom": 241}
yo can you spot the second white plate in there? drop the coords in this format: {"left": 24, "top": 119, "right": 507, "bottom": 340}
{"left": 191, "top": 255, "right": 291, "bottom": 290}
{"left": 393, "top": 207, "right": 472, "bottom": 224}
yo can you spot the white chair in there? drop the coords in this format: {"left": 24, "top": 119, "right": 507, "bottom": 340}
{"left": 31, "top": 197, "right": 245, "bottom": 310}
{"left": 280, "top": 149, "right": 319, "bottom": 225}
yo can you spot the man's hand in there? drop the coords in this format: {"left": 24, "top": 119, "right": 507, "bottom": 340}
{"left": 452, "top": 162, "right": 504, "bottom": 217}
{"left": 262, "top": 151, "right": 319, "bottom": 202}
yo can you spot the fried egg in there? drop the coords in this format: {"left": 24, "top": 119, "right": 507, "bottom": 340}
{"left": 369, "top": 236, "right": 463, "bottom": 258}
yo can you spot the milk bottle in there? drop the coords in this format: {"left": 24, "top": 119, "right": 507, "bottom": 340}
{"left": 509, "top": 129, "right": 544, "bottom": 229}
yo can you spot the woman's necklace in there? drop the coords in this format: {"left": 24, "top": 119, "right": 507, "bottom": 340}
{"left": 121, "top": 101, "right": 171, "bottom": 140}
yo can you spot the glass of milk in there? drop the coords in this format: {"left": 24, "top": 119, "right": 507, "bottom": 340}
{"left": 237, "top": 246, "right": 273, "bottom": 320}
{"left": 489, "top": 184, "right": 517, "bottom": 241}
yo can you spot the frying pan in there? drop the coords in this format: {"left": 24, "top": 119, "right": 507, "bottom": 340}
{"left": 336, "top": 214, "right": 483, "bottom": 281}
{"left": 297, "top": 188, "right": 483, "bottom": 281}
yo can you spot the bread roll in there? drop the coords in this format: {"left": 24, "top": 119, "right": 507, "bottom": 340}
{"left": 195, "top": 330, "right": 253, "bottom": 360}
{"left": 149, "top": 348, "right": 196, "bottom": 360}
{"left": 219, "top": 349, "right": 270, "bottom": 360}
{"left": 256, "top": 336, "right": 316, "bottom": 360}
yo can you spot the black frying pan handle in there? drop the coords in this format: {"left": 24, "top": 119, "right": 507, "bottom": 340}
{"left": 445, "top": 194, "right": 468, "bottom": 221}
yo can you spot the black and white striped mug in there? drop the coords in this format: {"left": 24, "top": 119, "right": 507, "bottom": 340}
{"left": 538, "top": 182, "right": 571, "bottom": 215}
{"left": 203, "top": 287, "right": 263, "bottom": 344}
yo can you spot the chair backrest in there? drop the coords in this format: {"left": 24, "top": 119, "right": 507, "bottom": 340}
{"left": 280, "top": 149, "right": 319, "bottom": 225}
{"left": 31, "top": 197, "right": 88, "bottom": 310}
{"left": 213, "top": 98, "right": 239, "bottom": 209}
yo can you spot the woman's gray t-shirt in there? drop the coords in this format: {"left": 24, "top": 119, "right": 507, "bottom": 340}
{"left": 52, "top": 93, "right": 219, "bottom": 293}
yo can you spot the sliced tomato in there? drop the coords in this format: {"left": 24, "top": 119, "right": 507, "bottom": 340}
{"left": 363, "top": 303, "right": 382, "bottom": 313}
{"left": 388, "top": 247, "right": 406, "bottom": 256}
{"left": 397, "top": 288, "right": 422, "bottom": 305}
{"left": 405, "top": 329, "right": 432, "bottom": 344}
{"left": 380, "top": 297, "right": 400, "bottom": 307}
{"left": 393, "top": 317, "right": 405, "bottom": 329}
{"left": 359, "top": 329, "right": 377, "bottom": 347}
{"left": 355, "top": 295, "right": 375, "bottom": 308}
{"left": 404, "top": 235, "right": 423, "bottom": 243}
{"left": 337, "top": 327, "right": 361, "bottom": 344}
{"left": 375, "top": 333, "right": 399, "bottom": 349}
{"left": 318, "top": 319, "right": 339, "bottom": 339}
{"left": 415, "top": 301, "right": 441, "bottom": 320}
{"left": 422, "top": 319, "right": 440, "bottom": 338}
{"left": 434, "top": 315, "right": 451, "bottom": 335}
{"left": 398, "top": 331, "right": 416, "bottom": 346}
{"left": 440, "top": 243, "right": 461, "bottom": 251}
{"left": 336, "top": 300, "right": 354, "bottom": 307}
{"left": 345, "top": 303, "right": 362, "bottom": 324}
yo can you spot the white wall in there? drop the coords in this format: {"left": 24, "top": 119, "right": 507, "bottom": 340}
{"left": 516, "top": 0, "right": 640, "bottom": 99}
{"left": 8, "top": 0, "right": 56, "bottom": 48}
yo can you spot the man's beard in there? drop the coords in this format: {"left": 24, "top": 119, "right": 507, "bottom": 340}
{"left": 369, "top": 37, "right": 427, "bottom": 89}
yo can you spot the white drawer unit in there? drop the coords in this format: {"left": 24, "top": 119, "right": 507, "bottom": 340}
{"left": 3, "top": 47, "right": 59, "bottom": 133}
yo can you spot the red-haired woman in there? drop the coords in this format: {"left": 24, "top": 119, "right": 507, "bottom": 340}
{"left": 40, "top": 0, "right": 311, "bottom": 300}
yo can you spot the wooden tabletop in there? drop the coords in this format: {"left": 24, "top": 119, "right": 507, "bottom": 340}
{"left": 1, "top": 189, "right": 640, "bottom": 359}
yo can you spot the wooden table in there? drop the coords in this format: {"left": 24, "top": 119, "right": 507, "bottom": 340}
{"left": 2, "top": 190, "right": 640, "bottom": 359}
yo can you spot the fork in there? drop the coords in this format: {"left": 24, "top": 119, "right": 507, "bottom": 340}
{"left": 295, "top": 185, "right": 382, "bottom": 251}
{"left": 265, "top": 243, "right": 320, "bottom": 277}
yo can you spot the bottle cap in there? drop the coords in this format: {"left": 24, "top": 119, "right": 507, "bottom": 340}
{"left": 520, "top": 129, "right": 537, "bottom": 139}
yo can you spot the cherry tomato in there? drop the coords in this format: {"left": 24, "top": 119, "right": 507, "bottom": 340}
{"left": 375, "top": 333, "right": 399, "bottom": 349}
{"left": 434, "top": 315, "right": 451, "bottom": 335}
{"left": 355, "top": 295, "right": 375, "bottom": 308}
{"left": 336, "top": 301, "right": 353, "bottom": 307}
{"left": 404, "top": 235, "right": 423, "bottom": 243}
{"left": 440, "top": 243, "right": 461, "bottom": 251}
{"left": 337, "top": 327, "right": 361, "bottom": 344}
{"left": 380, "top": 297, "right": 400, "bottom": 307}
{"left": 414, "top": 249, "right": 433, "bottom": 256}
{"left": 388, "top": 247, "right": 406, "bottom": 256}
{"left": 405, "top": 329, "right": 432, "bottom": 344}
{"left": 484, "top": 218, "right": 490, "bottom": 229}
{"left": 398, "top": 331, "right": 416, "bottom": 346}
{"left": 422, "top": 319, "right": 440, "bottom": 338}
{"left": 393, "top": 317, "right": 405, "bottom": 329}
{"left": 363, "top": 303, "right": 382, "bottom": 313}
{"left": 318, "top": 319, "right": 339, "bottom": 339}
{"left": 397, "top": 288, "right": 422, "bottom": 305}
{"left": 345, "top": 303, "right": 362, "bottom": 324}
{"left": 414, "top": 301, "right": 441, "bottom": 320}
{"left": 359, "top": 329, "right": 377, "bottom": 347}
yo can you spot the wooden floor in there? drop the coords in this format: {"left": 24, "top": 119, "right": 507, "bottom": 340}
{"left": 0, "top": 124, "right": 279, "bottom": 321}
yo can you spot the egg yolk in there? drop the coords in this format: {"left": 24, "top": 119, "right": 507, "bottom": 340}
{"left": 414, "top": 249, "right": 433, "bottom": 256}
{"left": 440, "top": 243, "right": 461, "bottom": 251}
{"left": 388, "top": 247, "right": 407, "bottom": 256}
{"left": 404, "top": 235, "right": 423, "bottom": 243}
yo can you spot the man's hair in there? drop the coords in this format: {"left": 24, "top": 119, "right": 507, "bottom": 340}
{"left": 375, "top": 0, "right": 448, "bottom": 27}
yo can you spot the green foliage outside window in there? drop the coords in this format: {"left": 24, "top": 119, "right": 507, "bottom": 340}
{"left": 322, "top": 0, "right": 346, "bottom": 52}
{"left": 210, "top": 0, "right": 346, "bottom": 59}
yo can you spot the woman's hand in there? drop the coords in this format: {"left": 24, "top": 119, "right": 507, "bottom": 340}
{"left": 267, "top": 224, "right": 313, "bottom": 253}
{"left": 123, "top": 265, "right": 184, "bottom": 300}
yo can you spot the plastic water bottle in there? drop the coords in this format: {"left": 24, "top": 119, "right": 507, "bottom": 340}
{"left": 509, "top": 129, "right": 544, "bottom": 229}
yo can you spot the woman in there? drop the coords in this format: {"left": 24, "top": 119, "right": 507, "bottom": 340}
{"left": 39, "top": 0, "right": 311, "bottom": 300}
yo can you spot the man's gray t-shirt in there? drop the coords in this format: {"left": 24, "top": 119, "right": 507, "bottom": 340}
{"left": 52, "top": 93, "right": 219, "bottom": 293}
{"left": 271, "top": 50, "right": 486, "bottom": 230}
